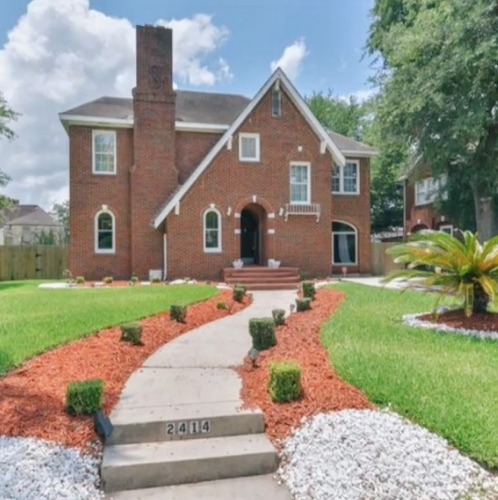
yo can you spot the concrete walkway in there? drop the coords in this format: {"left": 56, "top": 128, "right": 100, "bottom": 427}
{"left": 106, "top": 290, "right": 297, "bottom": 499}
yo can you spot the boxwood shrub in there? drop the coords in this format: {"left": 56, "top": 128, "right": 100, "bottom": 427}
{"left": 170, "top": 304, "right": 187, "bottom": 323}
{"left": 296, "top": 297, "right": 312, "bottom": 312}
{"left": 249, "top": 317, "right": 276, "bottom": 351}
{"left": 272, "top": 308, "right": 286, "bottom": 326}
{"left": 302, "top": 281, "right": 316, "bottom": 300}
{"left": 268, "top": 361, "right": 302, "bottom": 403}
{"left": 120, "top": 323, "right": 143, "bottom": 345}
{"left": 66, "top": 379, "right": 104, "bottom": 415}
{"left": 233, "top": 285, "right": 247, "bottom": 303}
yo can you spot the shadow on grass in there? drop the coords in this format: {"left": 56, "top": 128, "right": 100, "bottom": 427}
{"left": 0, "top": 281, "right": 26, "bottom": 292}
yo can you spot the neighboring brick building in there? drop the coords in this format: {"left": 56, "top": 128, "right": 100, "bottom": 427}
{"left": 60, "top": 25, "right": 376, "bottom": 280}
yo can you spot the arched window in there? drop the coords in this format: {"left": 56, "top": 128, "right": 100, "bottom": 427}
{"left": 204, "top": 208, "right": 221, "bottom": 252}
{"left": 95, "top": 210, "right": 115, "bottom": 253}
{"left": 332, "top": 221, "right": 357, "bottom": 265}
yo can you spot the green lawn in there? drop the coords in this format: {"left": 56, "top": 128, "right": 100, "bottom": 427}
{"left": 322, "top": 283, "right": 498, "bottom": 469}
{"left": 0, "top": 280, "right": 217, "bottom": 375}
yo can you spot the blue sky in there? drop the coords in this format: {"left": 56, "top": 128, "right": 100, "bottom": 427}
{"left": 0, "top": 0, "right": 376, "bottom": 208}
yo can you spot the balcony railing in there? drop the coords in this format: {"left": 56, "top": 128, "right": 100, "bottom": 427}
{"left": 284, "top": 203, "right": 321, "bottom": 222}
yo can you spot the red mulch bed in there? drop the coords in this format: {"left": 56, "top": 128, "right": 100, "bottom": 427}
{"left": 237, "top": 288, "right": 372, "bottom": 446}
{"left": 0, "top": 291, "right": 249, "bottom": 452}
{"left": 419, "top": 309, "right": 498, "bottom": 332}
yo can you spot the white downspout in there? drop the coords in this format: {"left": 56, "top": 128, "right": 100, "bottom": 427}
{"left": 163, "top": 232, "right": 167, "bottom": 280}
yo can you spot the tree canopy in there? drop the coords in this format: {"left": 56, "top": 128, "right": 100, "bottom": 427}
{"left": 0, "top": 92, "right": 18, "bottom": 214}
{"left": 368, "top": 0, "right": 498, "bottom": 240}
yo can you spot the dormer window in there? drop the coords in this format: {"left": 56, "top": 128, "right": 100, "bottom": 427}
{"left": 239, "top": 133, "right": 260, "bottom": 162}
{"left": 272, "top": 89, "right": 281, "bottom": 117}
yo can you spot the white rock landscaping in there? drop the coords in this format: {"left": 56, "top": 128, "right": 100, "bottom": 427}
{"left": 0, "top": 437, "right": 102, "bottom": 499}
{"left": 278, "top": 409, "right": 498, "bottom": 500}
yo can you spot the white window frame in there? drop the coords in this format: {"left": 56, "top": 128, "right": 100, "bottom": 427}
{"left": 332, "top": 160, "right": 360, "bottom": 195}
{"left": 415, "top": 175, "right": 448, "bottom": 206}
{"left": 238, "top": 133, "right": 260, "bottom": 162}
{"left": 290, "top": 162, "right": 311, "bottom": 205}
{"left": 203, "top": 208, "right": 222, "bottom": 253}
{"left": 440, "top": 224, "right": 453, "bottom": 235}
{"left": 94, "top": 209, "right": 116, "bottom": 254}
{"left": 92, "top": 130, "right": 116, "bottom": 175}
{"left": 332, "top": 220, "right": 358, "bottom": 266}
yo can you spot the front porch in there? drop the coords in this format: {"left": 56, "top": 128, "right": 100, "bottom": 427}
{"left": 223, "top": 266, "right": 300, "bottom": 291}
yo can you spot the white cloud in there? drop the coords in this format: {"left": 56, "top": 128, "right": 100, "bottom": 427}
{"left": 0, "top": 0, "right": 231, "bottom": 208}
{"left": 270, "top": 38, "right": 308, "bottom": 80}
{"left": 339, "top": 89, "right": 377, "bottom": 103}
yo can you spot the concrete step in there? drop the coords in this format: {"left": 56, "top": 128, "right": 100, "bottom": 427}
{"left": 244, "top": 283, "right": 300, "bottom": 291}
{"left": 106, "top": 474, "right": 292, "bottom": 499}
{"left": 102, "top": 434, "right": 279, "bottom": 492}
{"left": 226, "top": 276, "right": 300, "bottom": 284}
{"left": 108, "top": 402, "right": 265, "bottom": 445}
{"left": 224, "top": 267, "right": 299, "bottom": 277}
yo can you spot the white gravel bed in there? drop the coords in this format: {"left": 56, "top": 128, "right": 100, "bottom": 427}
{"left": 0, "top": 437, "right": 103, "bottom": 499}
{"left": 278, "top": 410, "right": 498, "bottom": 500}
{"left": 403, "top": 312, "right": 498, "bottom": 341}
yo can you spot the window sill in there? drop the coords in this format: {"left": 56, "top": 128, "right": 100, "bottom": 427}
{"left": 93, "top": 171, "right": 117, "bottom": 176}
{"left": 95, "top": 250, "right": 116, "bottom": 255}
{"left": 238, "top": 159, "right": 261, "bottom": 163}
{"left": 332, "top": 191, "right": 360, "bottom": 196}
{"left": 204, "top": 249, "right": 223, "bottom": 254}
{"left": 333, "top": 262, "right": 358, "bottom": 266}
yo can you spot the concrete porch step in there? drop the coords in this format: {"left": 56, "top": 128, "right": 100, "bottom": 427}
{"left": 106, "top": 474, "right": 292, "bottom": 499}
{"left": 245, "top": 283, "right": 300, "bottom": 291}
{"left": 108, "top": 402, "right": 265, "bottom": 445}
{"left": 226, "top": 275, "right": 300, "bottom": 284}
{"left": 102, "top": 434, "right": 279, "bottom": 492}
{"left": 224, "top": 266, "right": 299, "bottom": 277}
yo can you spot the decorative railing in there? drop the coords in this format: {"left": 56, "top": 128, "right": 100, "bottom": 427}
{"left": 284, "top": 203, "right": 321, "bottom": 222}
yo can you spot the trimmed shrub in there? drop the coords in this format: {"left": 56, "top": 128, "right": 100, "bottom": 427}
{"left": 170, "top": 304, "right": 187, "bottom": 323}
{"left": 216, "top": 301, "right": 228, "bottom": 310}
{"left": 151, "top": 277, "right": 162, "bottom": 284}
{"left": 302, "top": 281, "right": 316, "bottom": 300}
{"left": 268, "top": 361, "right": 302, "bottom": 403}
{"left": 66, "top": 379, "right": 104, "bottom": 415}
{"left": 249, "top": 318, "right": 276, "bottom": 351}
{"left": 130, "top": 276, "right": 139, "bottom": 285}
{"left": 233, "top": 285, "right": 246, "bottom": 303}
{"left": 296, "top": 297, "right": 312, "bottom": 312}
{"left": 75, "top": 276, "right": 85, "bottom": 285}
{"left": 272, "top": 308, "right": 286, "bottom": 326}
{"left": 120, "top": 323, "right": 143, "bottom": 345}
{"left": 103, "top": 276, "right": 113, "bottom": 285}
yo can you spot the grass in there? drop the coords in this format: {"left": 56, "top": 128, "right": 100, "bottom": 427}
{"left": 0, "top": 280, "right": 218, "bottom": 375}
{"left": 322, "top": 283, "right": 498, "bottom": 469}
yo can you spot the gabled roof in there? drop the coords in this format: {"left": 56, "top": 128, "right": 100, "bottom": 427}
{"left": 59, "top": 92, "right": 251, "bottom": 130}
{"left": 1, "top": 205, "right": 61, "bottom": 227}
{"left": 153, "top": 68, "right": 350, "bottom": 228}
{"left": 327, "top": 130, "right": 377, "bottom": 157}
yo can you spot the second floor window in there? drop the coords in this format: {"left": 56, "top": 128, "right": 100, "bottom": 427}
{"left": 239, "top": 133, "right": 260, "bottom": 162}
{"left": 415, "top": 175, "right": 448, "bottom": 205}
{"left": 290, "top": 163, "right": 310, "bottom": 204}
{"left": 272, "top": 89, "right": 282, "bottom": 117}
{"left": 93, "top": 130, "right": 116, "bottom": 174}
{"left": 332, "top": 161, "right": 359, "bottom": 194}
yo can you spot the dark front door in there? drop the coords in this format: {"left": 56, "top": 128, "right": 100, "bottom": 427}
{"left": 241, "top": 209, "right": 259, "bottom": 264}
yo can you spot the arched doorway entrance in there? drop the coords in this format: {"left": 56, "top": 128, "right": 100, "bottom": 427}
{"left": 240, "top": 203, "right": 267, "bottom": 265}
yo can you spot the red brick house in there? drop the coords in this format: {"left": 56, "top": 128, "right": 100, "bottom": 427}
{"left": 59, "top": 25, "right": 376, "bottom": 281}
{"left": 401, "top": 168, "right": 453, "bottom": 237}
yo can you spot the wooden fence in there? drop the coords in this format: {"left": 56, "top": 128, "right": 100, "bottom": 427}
{"left": 371, "top": 241, "right": 403, "bottom": 276}
{"left": 0, "top": 245, "right": 68, "bottom": 281}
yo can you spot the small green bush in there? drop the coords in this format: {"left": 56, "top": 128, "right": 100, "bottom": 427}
{"left": 76, "top": 276, "right": 85, "bottom": 285}
{"left": 103, "top": 276, "right": 113, "bottom": 285}
{"left": 302, "top": 281, "right": 316, "bottom": 300}
{"left": 170, "top": 304, "right": 187, "bottom": 323}
{"left": 268, "top": 361, "right": 302, "bottom": 403}
{"left": 249, "top": 318, "right": 276, "bottom": 351}
{"left": 217, "top": 301, "right": 228, "bottom": 310}
{"left": 233, "top": 285, "right": 246, "bottom": 303}
{"left": 296, "top": 297, "right": 312, "bottom": 312}
{"left": 130, "top": 276, "right": 139, "bottom": 285}
{"left": 120, "top": 323, "right": 143, "bottom": 345}
{"left": 272, "top": 308, "right": 286, "bottom": 326}
{"left": 66, "top": 379, "right": 104, "bottom": 415}
{"left": 151, "top": 277, "right": 162, "bottom": 284}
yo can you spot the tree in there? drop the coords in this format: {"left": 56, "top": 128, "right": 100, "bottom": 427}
{"left": 385, "top": 230, "right": 498, "bottom": 316}
{"left": 0, "top": 92, "right": 18, "bottom": 215}
{"left": 368, "top": 0, "right": 498, "bottom": 240}
{"left": 306, "top": 91, "right": 404, "bottom": 233}
{"left": 51, "top": 200, "right": 70, "bottom": 244}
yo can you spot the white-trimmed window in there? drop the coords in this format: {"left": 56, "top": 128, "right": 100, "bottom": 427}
{"left": 290, "top": 163, "right": 311, "bottom": 204}
{"left": 95, "top": 210, "right": 115, "bottom": 253}
{"left": 415, "top": 175, "right": 448, "bottom": 205}
{"left": 204, "top": 208, "right": 222, "bottom": 252}
{"left": 239, "top": 133, "right": 260, "bottom": 162}
{"left": 332, "top": 221, "right": 357, "bottom": 265}
{"left": 272, "top": 89, "right": 282, "bottom": 117}
{"left": 440, "top": 224, "right": 453, "bottom": 235}
{"left": 92, "top": 130, "right": 116, "bottom": 174}
{"left": 332, "top": 161, "right": 359, "bottom": 194}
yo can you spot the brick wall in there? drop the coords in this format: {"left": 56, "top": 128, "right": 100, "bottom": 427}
{"left": 69, "top": 126, "right": 133, "bottom": 279}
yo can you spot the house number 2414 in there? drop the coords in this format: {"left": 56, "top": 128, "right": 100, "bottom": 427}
{"left": 166, "top": 420, "right": 211, "bottom": 436}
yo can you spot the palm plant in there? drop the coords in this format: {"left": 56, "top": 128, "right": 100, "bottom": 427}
{"left": 384, "top": 230, "right": 498, "bottom": 316}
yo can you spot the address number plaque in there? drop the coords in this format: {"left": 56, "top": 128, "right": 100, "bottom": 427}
{"left": 166, "top": 420, "right": 211, "bottom": 436}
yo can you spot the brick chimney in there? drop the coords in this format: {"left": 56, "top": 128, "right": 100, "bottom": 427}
{"left": 131, "top": 25, "right": 178, "bottom": 278}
